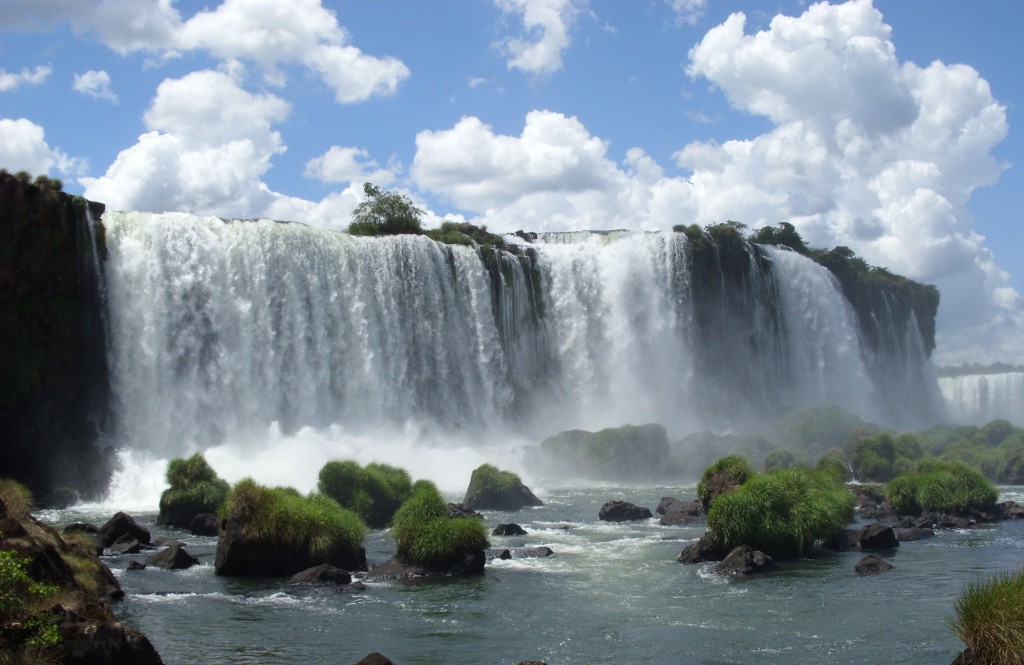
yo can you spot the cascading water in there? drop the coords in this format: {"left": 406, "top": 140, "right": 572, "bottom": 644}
{"left": 939, "top": 371, "right": 1024, "bottom": 425}
{"left": 99, "top": 213, "right": 943, "bottom": 502}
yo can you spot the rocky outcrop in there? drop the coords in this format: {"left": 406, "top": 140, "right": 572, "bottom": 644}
{"left": 462, "top": 465, "right": 543, "bottom": 511}
{"left": 0, "top": 491, "right": 162, "bottom": 664}
{"left": 492, "top": 523, "right": 528, "bottom": 536}
{"left": 715, "top": 545, "right": 776, "bottom": 576}
{"left": 215, "top": 512, "right": 367, "bottom": 577}
{"left": 825, "top": 523, "right": 899, "bottom": 551}
{"left": 290, "top": 564, "right": 352, "bottom": 585}
{"left": 189, "top": 513, "right": 219, "bottom": 536}
{"left": 99, "top": 512, "right": 152, "bottom": 549}
{"left": 657, "top": 497, "right": 703, "bottom": 525}
{"left": 367, "top": 550, "right": 486, "bottom": 580}
{"left": 598, "top": 500, "right": 652, "bottom": 522}
{"left": 678, "top": 531, "right": 729, "bottom": 564}
{"left": 0, "top": 173, "right": 112, "bottom": 503}
{"left": 145, "top": 544, "right": 199, "bottom": 570}
{"left": 854, "top": 555, "right": 893, "bottom": 575}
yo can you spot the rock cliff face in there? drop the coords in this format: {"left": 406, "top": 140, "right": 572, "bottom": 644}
{"left": 0, "top": 173, "right": 112, "bottom": 503}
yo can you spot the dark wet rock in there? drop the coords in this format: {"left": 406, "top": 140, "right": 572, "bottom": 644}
{"left": 857, "top": 523, "right": 899, "bottom": 550}
{"left": 658, "top": 498, "right": 703, "bottom": 525}
{"left": 99, "top": 512, "right": 151, "bottom": 548}
{"left": 894, "top": 527, "right": 934, "bottom": 541}
{"left": 517, "top": 661, "right": 549, "bottom": 665}
{"left": 715, "top": 545, "right": 775, "bottom": 576}
{"left": 492, "top": 523, "right": 528, "bottom": 536}
{"left": 367, "top": 550, "right": 486, "bottom": 580}
{"left": 854, "top": 554, "right": 893, "bottom": 575}
{"left": 514, "top": 546, "right": 554, "bottom": 559}
{"left": 598, "top": 500, "right": 653, "bottom": 522}
{"left": 145, "top": 544, "right": 199, "bottom": 570}
{"left": 56, "top": 607, "right": 165, "bottom": 665}
{"left": 152, "top": 537, "right": 185, "bottom": 548}
{"left": 447, "top": 502, "right": 484, "bottom": 519}
{"left": 463, "top": 466, "right": 543, "bottom": 511}
{"left": 126, "top": 561, "right": 147, "bottom": 571}
{"left": 64, "top": 522, "right": 99, "bottom": 535}
{"left": 699, "top": 470, "right": 745, "bottom": 513}
{"left": 290, "top": 564, "right": 352, "bottom": 585}
{"left": 215, "top": 513, "right": 367, "bottom": 577}
{"left": 354, "top": 654, "right": 396, "bottom": 665}
{"left": 189, "top": 513, "right": 220, "bottom": 536}
{"left": 678, "top": 530, "right": 729, "bottom": 564}
{"left": 951, "top": 647, "right": 981, "bottom": 665}
{"left": 823, "top": 528, "right": 860, "bottom": 552}
{"left": 998, "top": 500, "right": 1024, "bottom": 519}
{"left": 486, "top": 548, "right": 512, "bottom": 562}
{"left": 107, "top": 534, "right": 143, "bottom": 555}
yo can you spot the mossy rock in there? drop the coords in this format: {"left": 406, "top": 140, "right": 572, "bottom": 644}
{"left": 463, "top": 464, "right": 542, "bottom": 511}
{"left": 215, "top": 479, "right": 367, "bottom": 576}
{"left": 158, "top": 454, "right": 230, "bottom": 529}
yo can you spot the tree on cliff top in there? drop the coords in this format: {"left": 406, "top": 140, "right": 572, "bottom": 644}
{"left": 348, "top": 182, "right": 424, "bottom": 236}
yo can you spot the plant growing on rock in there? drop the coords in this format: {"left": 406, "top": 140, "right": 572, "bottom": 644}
{"left": 391, "top": 480, "right": 488, "bottom": 568}
{"left": 948, "top": 569, "right": 1024, "bottom": 665}
{"left": 317, "top": 460, "right": 413, "bottom": 528}
{"left": 696, "top": 455, "right": 755, "bottom": 512}
{"left": 348, "top": 183, "right": 424, "bottom": 236}
{"left": 885, "top": 460, "right": 998, "bottom": 516}
{"left": 463, "top": 463, "right": 542, "bottom": 510}
{"left": 216, "top": 479, "right": 367, "bottom": 575}
{"left": 707, "top": 467, "right": 855, "bottom": 558}
{"left": 158, "top": 453, "right": 230, "bottom": 529}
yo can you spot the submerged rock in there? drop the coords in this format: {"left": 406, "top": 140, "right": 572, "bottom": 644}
{"left": 657, "top": 498, "right": 703, "bottom": 525}
{"left": 290, "top": 564, "right": 352, "bottom": 585}
{"left": 368, "top": 550, "right": 486, "bottom": 580}
{"left": 678, "top": 531, "right": 729, "bottom": 564}
{"left": 598, "top": 500, "right": 653, "bottom": 522}
{"left": 189, "top": 513, "right": 220, "bottom": 536}
{"left": 99, "top": 512, "right": 151, "bottom": 548}
{"left": 492, "top": 523, "right": 528, "bottom": 536}
{"left": 715, "top": 545, "right": 775, "bottom": 576}
{"left": 145, "top": 544, "right": 200, "bottom": 570}
{"left": 854, "top": 554, "right": 893, "bottom": 575}
{"left": 354, "top": 654, "right": 396, "bottom": 665}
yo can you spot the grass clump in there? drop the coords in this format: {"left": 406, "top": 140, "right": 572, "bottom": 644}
{"left": 707, "top": 467, "right": 855, "bottom": 558}
{"left": 697, "top": 455, "right": 756, "bottom": 510}
{"left": 391, "top": 480, "right": 489, "bottom": 567}
{"left": 886, "top": 460, "right": 998, "bottom": 516}
{"left": 317, "top": 460, "right": 413, "bottom": 528}
{"left": 223, "top": 478, "right": 367, "bottom": 562}
{"left": 159, "top": 453, "right": 230, "bottom": 529}
{"left": 948, "top": 570, "right": 1024, "bottom": 665}
{"left": 470, "top": 464, "right": 518, "bottom": 495}
{"left": 0, "top": 478, "right": 34, "bottom": 520}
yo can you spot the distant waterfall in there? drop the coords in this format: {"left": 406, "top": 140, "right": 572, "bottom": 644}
{"left": 102, "top": 213, "right": 942, "bottom": 461}
{"left": 939, "top": 372, "right": 1024, "bottom": 425}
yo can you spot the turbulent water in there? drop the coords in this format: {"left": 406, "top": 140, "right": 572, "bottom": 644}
{"left": 939, "top": 372, "right": 1024, "bottom": 425}
{"left": 47, "top": 486, "right": 1024, "bottom": 665}
{"left": 100, "top": 213, "right": 941, "bottom": 495}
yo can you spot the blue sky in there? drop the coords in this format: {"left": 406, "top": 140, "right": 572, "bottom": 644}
{"left": 1, "top": 0, "right": 1022, "bottom": 365}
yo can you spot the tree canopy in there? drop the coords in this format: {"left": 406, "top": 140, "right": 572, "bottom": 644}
{"left": 348, "top": 182, "right": 424, "bottom": 236}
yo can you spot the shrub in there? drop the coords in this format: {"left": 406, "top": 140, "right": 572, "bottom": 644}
{"left": 886, "top": 460, "right": 998, "bottom": 515}
{"left": 348, "top": 183, "right": 424, "bottom": 236}
{"left": 764, "top": 448, "right": 797, "bottom": 471}
{"left": 850, "top": 432, "right": 923, "bottom": 482}
{"left": 815, "top": 454, "right": 850, "bottom": 482}
{"left": 222, "top": 479, "right": 366, "bottom": 561}
{"left": 707, "top": 467, "right": 855, "bottom": 558}
{"left": 0, "top": 478, "right": 34, "bottom": 519}
{"left": 0, "top": 545, "right": 61, "bottom": 653}
{"left": 317, "top": 460, "right": 413, "bottom": 528}
{"left": 948, "top": 570, "right": 1024, "bottom": 665}
{"left": 159, "top": 453, "right": 230, "bottom": 528}
{"left": 697, "top": 455, "right": 756, "bottom": 509}
{"left": 391, "top": 480, "right": 488, "bottom": 567}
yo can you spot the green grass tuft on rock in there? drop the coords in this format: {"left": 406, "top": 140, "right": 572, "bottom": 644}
{"left": 948, "top": 569, "right": 1024, "bottom": 665}
{"left": 317, "top": 460, "right": 413, "bottom": 528}
{"left": 159, "top": 453, "right": 230, "bottom": 528}
{"left": 886, "top": 459, "right": 998, "bottom": 516}
{"left": 391, "top": 480, "right": 488, "bottom": 567}
{"left": 707, "top": 467, "right": 854, "bottom": 558}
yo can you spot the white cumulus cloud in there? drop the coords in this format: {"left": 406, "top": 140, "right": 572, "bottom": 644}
{"left": 72, "top": 69, "right": 118, "bottom": 103}
{"left": 0, "top": 65, "right": 52, "bottom": 92}
{"left": 82, "top": 70, "right": 289, "bottom": 217}
{"left": 0, "top": 117, "right": 83, "bottom": 176}
{"left": 304, "top": 146, "right": 396, "bottom": 187}
{"left": 496, "top": 0, "right": 581, "bottom": 75}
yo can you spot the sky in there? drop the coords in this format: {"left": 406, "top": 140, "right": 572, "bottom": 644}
{"left": 1, "top": 0, "right": 1022, "bottom": 367}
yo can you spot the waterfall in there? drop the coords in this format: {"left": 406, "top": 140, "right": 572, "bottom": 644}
{"left": 99, "top": 213, "right": 943, "bottom": 495}
{"left": 939, "top": 372, "right": 1024, "bottom": 425}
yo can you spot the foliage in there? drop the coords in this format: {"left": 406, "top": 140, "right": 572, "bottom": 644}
{"left": 886, "top": 460, "right": 998, "bottom": 515}
{"left": 696, "top": 455, "right": 756, "bottom": 508}
{"left": 0, "top": 540, "right": 61, "bottom": 655}
{"left": 160, "top": 453, "right": 230, "bottom": 525}
{"left": 764, "top": 448, "right": 799, "bottom": 471}
{"left": 425, "top": 221, "right": 507, "bottom": 248}
{"left": 775, "top": 404, "right": 875, "bottom": 459}
{"left": 815, "top": 453, "right": 850, "bottom": 482}
{"left": 541, "top": 424, "right": 670, "bottom": 480}
{"left": 849, "top": 432, "right": 923, "bottom": 482}
{"left": 222, "top": 479, "right": 366, "bottom": 560}
{"left": 317, "top": 460, "right": 413, "bottom": 528}
{"left": 390, "top": 480, "right": 488, "bottom": 567}
{"left": 948, "top": 569, "right": 1024, "bottom": 665}
{"left": 348, "top": 182, "right": 424, "bottom": 236}
{"left": 707, "top": 467, "right": 855, "bottom": 558}
{"left": 469, "top": 464, "right": 520, "bottom": 495}
{"left": 0, "top": 478, "right": 34, "bottom": 520}
{"left": 750, "top": 222, "right": 809, "bottom": 255}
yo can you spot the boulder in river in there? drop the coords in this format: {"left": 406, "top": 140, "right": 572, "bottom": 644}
{"left": 98, "top": 512, "right": 151, "bottom": 548}
{"left": 598, "top": 500, "right": 652, "bottom": 522}
{"left": 715, "top": 545, "right": 775, "bottom": 576}
{"left": 463, "top": 464, "right": 543, "bottom": 511}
